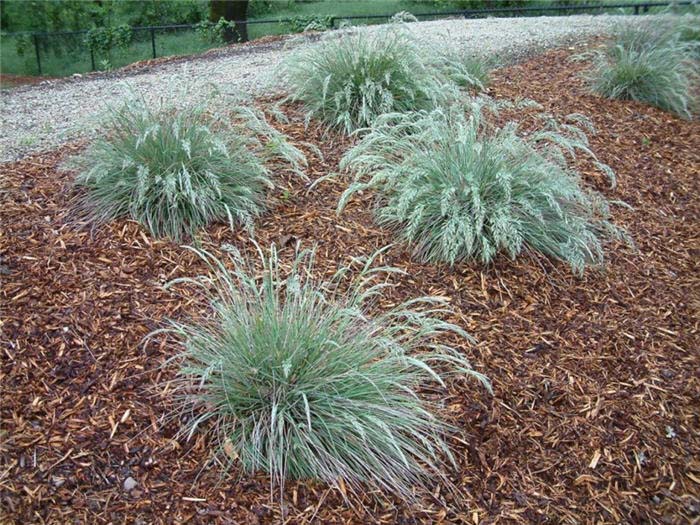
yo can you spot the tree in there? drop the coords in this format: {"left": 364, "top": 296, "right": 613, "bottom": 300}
{"left": 1, "top": 0, "right": 105, "bottom": 32}
{"left": 210, "top": 0, "right": 248, "bottom": 43}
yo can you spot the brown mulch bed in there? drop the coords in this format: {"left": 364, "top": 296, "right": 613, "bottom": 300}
{"left": 1, "top": 45, "right": 699, "bottom": 524}
{"left": 0, "top": 74, "right": 58, "bottom": 89}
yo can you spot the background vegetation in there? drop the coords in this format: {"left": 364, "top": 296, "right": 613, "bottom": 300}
{"left": 0, "top": 0, "right": 674, "bottom": 78}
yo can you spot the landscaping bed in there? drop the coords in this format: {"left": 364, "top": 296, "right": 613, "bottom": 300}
{"left": 1, "top": 45, "right": 699, "bottom": 524}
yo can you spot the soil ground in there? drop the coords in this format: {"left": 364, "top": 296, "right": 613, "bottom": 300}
{"left": 1, "top": 45, "right": 699, "bottom": 524}
{"left": 0, "top": 74, "right": 57, "bottom": 89}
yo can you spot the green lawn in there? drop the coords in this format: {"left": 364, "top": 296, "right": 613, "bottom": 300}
{"left": 0, "top": 29, "right": 222, "bottom": 76}
{"left": 0, "top": 0, "right": 686, "bottom": 78}
{"left": 254, "top": 0, "right": 465, "bottom": 21}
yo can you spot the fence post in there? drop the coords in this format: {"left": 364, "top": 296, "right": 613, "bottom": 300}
{"left": 634, "top": 5, "right": 640, "bottom": 14}
{"left": 33, "top": 34, "right": 42, "bottom": 75}
{"left": 90, "top": 48, "right": 96, "bottom": 71}
{"left": 329, "top": 16, "right": 336, "bottom": 29}
{"left": 150, "top": 28, "right": 157, "bottom": 59}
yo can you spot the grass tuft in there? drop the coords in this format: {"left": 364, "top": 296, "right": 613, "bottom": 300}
{"left": 337, "top": 98, "right": 626, "bottom": 274}
{"left": 156, "top": 244, "right": 490, "bottom": 501}
{"left": 284, "top": 28, "right": 451, "bottom": 134}
{"left": 431, "top": 46, "right": 493, "bottom": 92}
{"left": 390, "top": 11, "right": 419, "bottom": 24}
{"left": 584, "top": 22, "right": 699, "bottom": 118}
{"left": 73, "top": 95, "right": 305, "bottom": 241}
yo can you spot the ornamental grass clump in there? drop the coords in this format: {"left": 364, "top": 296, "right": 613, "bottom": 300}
{"left": 430, "top": 46, "right": 492, "bottom": 92}
{"left": 337, "top": 99, "right": 625, "bottom": 274}
{"left": 679, "top": 15, "right": 700, "bottom": 58}
{"left": 284, "top": 28, "right": 449, "bottom": 134}
{"left": 584, "top": 22, "right": 699, "bottom": 118}
{"left": 156, "top": 245, "right": 490, "bottom": 501}
{"left": 73, "top": 96, "right": 305, "bottom": 241}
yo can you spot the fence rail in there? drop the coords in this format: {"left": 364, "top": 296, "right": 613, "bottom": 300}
{"left": 0, "top": 0, "right": 694, "bottom": 77}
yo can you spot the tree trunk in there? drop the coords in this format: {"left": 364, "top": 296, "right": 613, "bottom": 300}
{"left": 210, "top": 0, "right": 248, "bottom": 43}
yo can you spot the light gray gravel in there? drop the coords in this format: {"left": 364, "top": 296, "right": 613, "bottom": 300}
{"left": 0, "top": 14, "right": 639, "bottom": 163}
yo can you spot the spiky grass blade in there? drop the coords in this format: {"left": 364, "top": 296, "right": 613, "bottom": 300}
{"left": 156, "top": 244, "right": 489, "bottom": 501}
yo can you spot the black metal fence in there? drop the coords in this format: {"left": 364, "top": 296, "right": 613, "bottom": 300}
{"left": 0, "top": 1, "right": 695, "bottom": 77}
{"left": 2, "top": 24, "right": 228, "bottom": 77}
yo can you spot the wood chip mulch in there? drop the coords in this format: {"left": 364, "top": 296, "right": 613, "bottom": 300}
{"left": 1, "top": 45, "right": 699, "bottom": 524}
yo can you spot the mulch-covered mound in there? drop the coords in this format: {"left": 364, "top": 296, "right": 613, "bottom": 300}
{"left": 1, "top": 45, "right": 699, "bottom": 524}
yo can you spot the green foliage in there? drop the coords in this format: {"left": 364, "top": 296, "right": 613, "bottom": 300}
{"left": 2, "top": 0, "right": 208, "bottom": 67}
{"left": 423, "top": 0, "right": 526, "bottom": 10}
{"left": 208, "top": 0, "right": 249, "bottom": 42}
{"left": 284, "top": 28, "right": 452, "bottom": 134}
{"left": 126, "top": 0, "right": 207, "bottom": 27}
{"left": 11, "top": 34, "right": 32, "bottom": 57}
{"left": 337, "top": 98, "right": 625, "bottom": 274}
{"left": 84, "top": 24, "right": 133, "bottom": 55}
{"left": 73, "top": 95, "right": 306, "bottom": 241}
{"left": 285, "top": 15, "right": 334, "bottom": 33}
{"left": 584, "top": 22, "right": 699, "bottom": 118}
{"left": 1, "top": 0, "right": 103, "bottom": 33}
{"left": 248, "top": 0, "right": 290, "bottom": 18}
{"left": 680, "top": 23, "right": 700, "bottom": 44}
{"left": 98, "top": 58, "right": 113, "bottom": 72}
{"left": 195, "top": 17, "right": 239, "bottom": 44}
{"left": 157, "top": 244, "right": 490, "bottom": 500}
{"left": 0, "top": 0, "right": 208, "bottom": 32}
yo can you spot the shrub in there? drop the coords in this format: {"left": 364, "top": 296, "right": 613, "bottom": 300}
{"left": 73, "top": 96, "right": 305, "bottom": 241}
{"left": 84, "top": 24, "right": 133, "bottom": 56}
{"left": 195, "top": 17, "right": 240, "bottom": 44}
{"left": 337, "top": 99, "right": 625, "bottom": 274}
{"left": 157, "top": 245, "right": 490, "bottom": 500}
{"left": 284, "top": 28, "right": 451, "bottom": 134}
{"left": 584, "top": 23, "right": 699, "bottom": 118}
{"left": 286, "top": 15, "right": 334, "bottom": 33}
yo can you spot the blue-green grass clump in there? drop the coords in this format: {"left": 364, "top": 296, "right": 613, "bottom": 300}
{"left": 284, "top": 28, "right": 450, "bottom": 134}
{"left": 585, "top": 22, "right": 699, "bottom": 118}
{"left": 157, "top": 245, "right": 490, "bottom": 500}
{"left": 431, "top": 45, "right": 493, "bottom": 92}
{"left": 74, "top": 96, "right": 305, "bottom": 241}
{"left": 338, "top": 99, "right": 626, "bottom": 274}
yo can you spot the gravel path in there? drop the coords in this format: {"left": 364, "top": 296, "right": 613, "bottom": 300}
{"left": 0, "top": 14, "right": 637, "bottom": 163}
